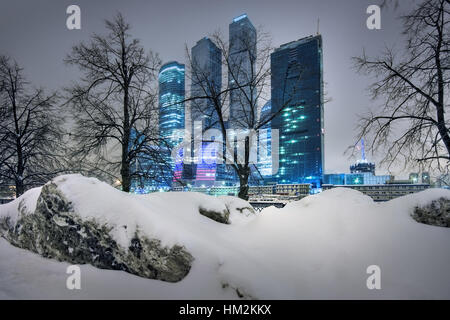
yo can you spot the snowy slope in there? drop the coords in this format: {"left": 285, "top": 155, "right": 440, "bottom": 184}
{"left": 0, "top": 175, "right": 449, "bottom": 299}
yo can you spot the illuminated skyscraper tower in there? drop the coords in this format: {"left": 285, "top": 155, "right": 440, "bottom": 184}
{"left": 159, "top": 61, "right": 185, "bottom": 144}
{"left": 271, "top": 35, "right": 324, "bottom": 187}
{"left": 189, "top": 38, "right": 223, "bottom": 185}
{"left": 158, "top": 61, "right": 185, "bottom": 185}
{"left": 190, "top": 37, "right": 222, "bottom": 131}
{"left": 228, "top": 14, "right": 257, "bottom": 129}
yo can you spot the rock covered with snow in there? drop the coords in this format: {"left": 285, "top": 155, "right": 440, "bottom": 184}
{"left": 0, "top": 180, "right": 193, "bottom": 282}
{"left": 198, "top": 195, "right": 256, "bottom": 224}
{"left": 0, "top": 174, "right": 255, "bottom": 283}
{"left": 412, "top": 197, "right": 450, "bottom": 227}
{"left": 1, "top": 174, "right": 450, "bottom": 299}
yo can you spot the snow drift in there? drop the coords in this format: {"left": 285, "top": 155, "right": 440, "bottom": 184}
{"left": 0, "top": 174, "right": 449, "bottom": 299}
{"left": 0, "top": 175, "right": 254, "bottom": 284}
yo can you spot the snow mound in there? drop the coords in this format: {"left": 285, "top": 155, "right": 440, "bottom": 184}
{"left": 1, "top": 174, "right": 450, "bottom": 299}
{"left": 0, "top": 186, "right": 41, "bottom": 224}
{"left": 284, "top": 187, "right": 373, "bottom": 212}
{"left": 0, "top": 174, "right": 256, "bottom": 285}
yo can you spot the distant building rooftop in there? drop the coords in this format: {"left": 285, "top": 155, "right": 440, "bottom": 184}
{"left": 232, "top": 13, "right": 248, "bottom": 23}
{"left": 159, "top": 61, "right": 185, "bottom": 74}
{"left": 275, "top": 35, "right": 321, "bottom": 52}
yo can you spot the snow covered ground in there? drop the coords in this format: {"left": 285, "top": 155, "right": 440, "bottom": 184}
{"left": 0, "top": 174, "right": 449, "bottom": 299}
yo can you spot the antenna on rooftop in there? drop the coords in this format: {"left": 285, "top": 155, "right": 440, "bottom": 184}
{"left": 316, "top": 18, "right": 320, "bottom": 35}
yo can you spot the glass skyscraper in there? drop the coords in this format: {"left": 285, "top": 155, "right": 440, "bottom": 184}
{"left": 158, "top": 61, "right": 185, "bottom": 186}
{"left": 159, "top": 61, "right": 185, "bottom": 144}
{"left": 228, "top": 14, "right": 257, "bottom": 129}
{"left": 271, "top": 35, "right": 324, "bottom": 187}
{"left": 190, "top": 37, "right": 222, "bottom": 131}
{"left": 188, "top": 37, "right": 224, "bottom": 185}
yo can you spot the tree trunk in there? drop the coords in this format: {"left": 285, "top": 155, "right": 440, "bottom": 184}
{"left": 15, "top": 139, "right": 24, "bottom": 196}
{"left": 121, "top": 124, "right": 131, "bottom": 192}
{"left": 121, "top": 83, "right": 131, "bottom": 193}
{"left": 121, "top": 164, "right": 131, "bottom": 192}
{"left": 237, "top": 136, "right": 251, "bottom": 200}
{"left": 121, "top": 122, "right": 131, "bottom": 192}
{"left": 15, "top": 177, "right": 24, "bottom": 197}
{"left": 238, "top": 167, "right": 250, "bottom": 200}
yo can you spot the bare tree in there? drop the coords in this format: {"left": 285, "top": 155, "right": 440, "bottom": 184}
{"left": 353, "top": 0, "right": 450, "bottom": 172}
{"left": 185, "top": 29, "right": 307, "bottom": 200}
{"left": 0, "top": 56, "right": 65, "bottom": 196}
{"left": 65, "top": 13, "right": 169, "bottom": 192}
{"left": 380, "top": 0, "right": 402, "bottom": 9}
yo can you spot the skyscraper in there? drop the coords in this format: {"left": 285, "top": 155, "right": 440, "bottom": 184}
{"left": 159, "top": 61, "right": 185, "bottom": 144}
{"left": 189, "top": 37, "right": 223, "bottom": 185}
{"left": 190, "top": 37, "right": 222, "bottom": 131}
{"left": 228, "top": 14, "right": 257, "bottom": 129}
{"left": 271, "top": 35, "right": 324, "bottom": 187}
{"left": 158, "top": 61, "right": 185, "bottom": 186}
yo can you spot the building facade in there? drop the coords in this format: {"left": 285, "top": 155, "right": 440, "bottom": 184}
{"left": 271, "top": 35, "right": 324, "bottom": 187}
{"left": 173, "top": 183, "right": 310, "bottom": 198}
{"left": 189, "top": 37, "right": 225, "bottom": 185}
{"left": 228, "top": 14, "right": 257, "bottom": 129}
{"left": 350, "top": 160, "right": 375, "bottom": 175}
{"left": 159, "top": 61, "right": 185, "bottom": 144}
{"left": 190, "top": 37, "right": 222, "bottom": 132}
{"left": 323, "top": 172, "right": 392, "bottom": 186}
{"left": 409, "top": 172, "right": 431, "bottom": 184}
{"left": 322, "top": 183, "right": 430, "bottom": 202}
{"left": 275, "top": 183, "right": 310, "bottom": 196}
{"left": 158, "top": 61, "right": 186, "bottom": 187}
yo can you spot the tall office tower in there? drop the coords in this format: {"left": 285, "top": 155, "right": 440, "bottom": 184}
{"left": 189, "top": 37, "right": 223, "bottom": 185}
{"left": 190, "top": 37, "right": 222, "bottom": 131}
{"left": 271, "top": 35, "right": 324, "bottom": 187}
{"left": 159, "top": 61, "right": 185, "bottom": 144}
{"left": 158, "top": 61, "right": 185, "bottom": 185}
{"left": 228, "top": 14, "right": 257, "bottom": 129}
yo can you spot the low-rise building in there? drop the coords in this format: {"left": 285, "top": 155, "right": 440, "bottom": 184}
{"left": 322, "top": 183, "right": 430, "bottom": 201}
{"left": 248, "top": 185, "right": 276, "bottom": 196}
{"left": 172, "top": 183, "right": 310, "bottom": 198}
{"left": 324, "top": 172, "right": 393, "bottom": 186}
{"left": 275, "top": 183, "right": 310, "bottom": 196}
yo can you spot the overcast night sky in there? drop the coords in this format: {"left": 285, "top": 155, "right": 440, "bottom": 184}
{"left": 0, "top": 0, "right": 418, "bottom": 177}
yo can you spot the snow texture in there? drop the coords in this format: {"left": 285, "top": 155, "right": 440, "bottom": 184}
{"left": 0, "top": 174, "right": 449, "bottom": 299}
